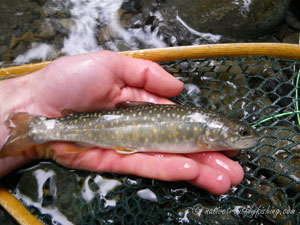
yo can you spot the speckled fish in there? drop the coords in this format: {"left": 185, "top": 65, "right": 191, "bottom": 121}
{"left": 0, "top": 101, "right": 258, "bottom": 155}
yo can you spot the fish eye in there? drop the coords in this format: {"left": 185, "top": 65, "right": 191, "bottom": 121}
{"left": 239, "top": 128, "right": 250, "bottom": 137}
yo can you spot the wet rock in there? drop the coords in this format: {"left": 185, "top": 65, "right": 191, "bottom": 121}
{"left": 285, "top": 10, "right": 300, "bottom": 31}
{"left": 37, "top": 20, "right": 56, "bottom": 39}
{"left": 33, "top": 0, "right": 46, "bottom": 5}
{"left": 57, "top": 18, "right": 76, "bottom": 32}
{"left": 20, "top": 31, "right": 35, "bottom": 42}
{"left": 159, "top": 0, "right": 292, "bottom": 39}
{"left": 283, "top": 32, "right": 300, "bottom": 44}
{"left": 0, "top": 46, "right": 8, "bottom": 55}
{"left": 9, "top": 36, "right": 20, "bottom": 49}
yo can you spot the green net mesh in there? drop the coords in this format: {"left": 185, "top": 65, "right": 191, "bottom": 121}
{"left": 1, "top": 56, "right": 300, "bottom": 225}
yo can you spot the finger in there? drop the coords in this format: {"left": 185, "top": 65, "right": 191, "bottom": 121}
{"left": 188, "top": 165, "right": 231, "bottom": 195}
{"left": 50, "top": 143, "right": 199, "bottom": 181}
{"left": 0, "top": 149, "right": 37, "bottom": 178}
{"left": 116, "top": 86, "right": 177, "bottom": 104}
{"left": 114, "top": 52, "right": 184, "bottom": 97}
{"left": 187, "top": 152, "right": 244, "bottom": 186}
{"left": 223, "top": 150, "right": 240, "bottom": 157}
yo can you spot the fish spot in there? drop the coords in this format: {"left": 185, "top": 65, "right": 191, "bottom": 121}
{"left": 144, "top": 137, "right": 149, "bottom": 143}
{"left": 102, "top": 125, "right": 105, "bottom": 129}
{"left": 143, "top": 116, "right": 147, "bottom": 120}
{"left": 149, "top": 110, "right": 152, "bottom": 113}
{"left": 167, "top": 113, "right": 170, "bottom": 117}
{"left": 153, "top": 129, "right": 158, "bottom": 134}
{"left": 178, "top": 125, "right": 182, "bottom": 129}
{"left": 95, "top": 125, "right": 99, "bottom": 129}
{"left": 163, "top": 110, "right": 166, "bottom": 113}
{"left": 133, "top": 113, "right": 136, "bottom": 117}
{"left": 182, "top": 116, "right": 186, "bottom": 120}
{"left": 175, "top": 131, "right": 179, "bottom": 136}
{"left": 151, "top": 118, "right": 155, "bottom": 122}
{"left": 83, "top": 118, "right": 87, "bottom": 122}
{"left": 74, "top": 120, "right": 78, "bottom": 124}
{"left": 88, "top": 122, "right": 93, "bottom": 126}
{"left": 194, "top": 127, "right": 198, "bottom": 131}
{"left": 138, "top": 112, "right": 142, "bottom": 116}
{"left": 157, "top": 114, "right": 160, "bottom": 118}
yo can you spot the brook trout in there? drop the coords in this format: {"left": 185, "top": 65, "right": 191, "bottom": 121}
{"left": 0, "top": 102, "right": 258, "bottom": 155}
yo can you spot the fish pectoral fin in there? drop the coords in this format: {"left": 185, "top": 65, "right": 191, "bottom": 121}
{"left": 115, "top": 101, "right": 154, "bottom": 109}
{"left": 197, "top": 138, "right": 208, "bottom": 149}
{"left": 61, "top": 109, "right": 80, "bottom": 116}
{"left": 114, "top": 146, "right": 138, "bottom": 154}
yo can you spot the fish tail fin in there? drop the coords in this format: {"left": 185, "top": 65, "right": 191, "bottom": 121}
{"left": 1, "top": 112, "right": 37, "bottom": 156}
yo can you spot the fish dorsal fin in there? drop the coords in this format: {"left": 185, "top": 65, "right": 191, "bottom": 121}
{"left": 115, "top": 101, "right": 154, "bottom": 109}
{"left": 61, "top": 109, "right": 80, "bottom": 116}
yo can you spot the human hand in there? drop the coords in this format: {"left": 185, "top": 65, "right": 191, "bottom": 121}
{"left": 0, "top": 51, "right": 243, "bottom": 194}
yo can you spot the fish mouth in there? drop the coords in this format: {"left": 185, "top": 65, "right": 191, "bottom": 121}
{"left": 235, "top": 137, "right": 258, "bottom": 149}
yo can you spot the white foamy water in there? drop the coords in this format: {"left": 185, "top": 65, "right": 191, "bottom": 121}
{"left": 14, "top": 169, "right": 73, "bottom": 225}
{"left": 81, "top": 174, "right": 122, "bottom": 207}
{"left": 176, "top": 15, "right": 221, "bottom": 42}
{"left": 137, "top": 188, "right": 158, "bottom": 202}
{"left": 13, "top": 43, "right": 55, "bottom": 64}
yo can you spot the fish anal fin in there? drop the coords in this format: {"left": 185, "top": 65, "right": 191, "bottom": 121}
{"left": 114, "top": 146, "right": 138, "bottom": 154}
{"left": 1, "top": 112, "right": 37, "bottom": 156}
{"left": 115, "top": 101, "right": 154, "bottom": 109}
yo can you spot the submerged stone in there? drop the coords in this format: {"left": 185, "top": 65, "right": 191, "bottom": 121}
{"left": 161, "top": 0, "right": 292, "bottom": 39}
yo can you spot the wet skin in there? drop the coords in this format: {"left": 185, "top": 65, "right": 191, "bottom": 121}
{"left": 0, "top": 51, "right": 244, "bottom": 195}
